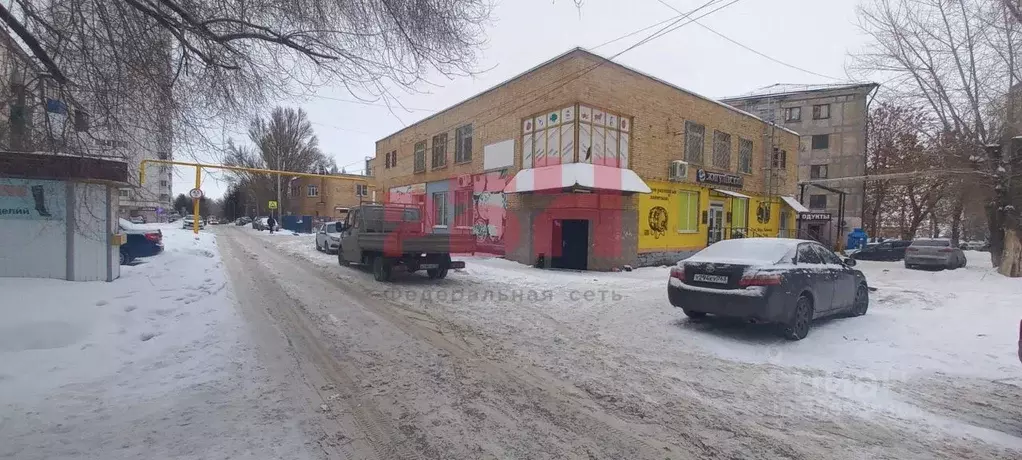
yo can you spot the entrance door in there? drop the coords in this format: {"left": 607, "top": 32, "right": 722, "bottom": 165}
{"left": 552, "top": 219, "right": 589, "bottom": 270}
{"left": 779, "top": 210, "right": 790, "bottom": 238}
{"left": 707, "top": 203, "right": 725, "bottom": 245}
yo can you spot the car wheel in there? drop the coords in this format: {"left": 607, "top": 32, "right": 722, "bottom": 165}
{"left": 315, "top": 240, "right": 322, "bottom": 252}
{"left": 337, "top": 250, "right": 346, "bottom": 266}
{"left": 119, "top": 250, "right": 129, "bottom": 265}
{"left": 783, "top": 294, "right": 814, "bottom": 341}
{"left": 372, "top": 256, "right": 391, "bottom": 282}
{"left": 682, "top": 309, "right": 707, "bottom": 319}
{"left": 849, "top": 284, "right": 869, "bottom": 317}
{"left": 427, "top": 267, "right": 449, "bottom": 279}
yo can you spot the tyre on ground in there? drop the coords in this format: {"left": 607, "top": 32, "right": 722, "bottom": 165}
{"left": 783, "top": 294, "right": 814, "bottom": 341}
{"left": 848, "top": 284, "right": 869, "bottom": 317}
{"left": 372, "top": 256, "right": 391, "bottom": 282}
{"left": 682, "top": 309, "right": 706, "bottom": 319}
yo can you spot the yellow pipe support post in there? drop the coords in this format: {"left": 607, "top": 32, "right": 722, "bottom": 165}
{"left": 193, "top": 166, "right": 201, "bottom": 235}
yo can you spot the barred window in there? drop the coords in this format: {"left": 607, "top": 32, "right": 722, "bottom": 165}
{"left": 431, "top": 133, "right": 447, "bottom": 169}
{"left": 455, "top": 125, "right": 473, "bottom": 163}
{"left": 713, "top": 130, "right": 732, "bottom": 170}
{"left": 738, "top": 138, "right": 753, "bottom": 174}
{"left": 684, "top": 121, "right": 704, "bottom": 164}
{"left": 414, "top": 141, "right": 426, "bottom": 173}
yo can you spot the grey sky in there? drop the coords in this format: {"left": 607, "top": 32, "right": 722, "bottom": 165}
{"left": 178, "top": 0, "right": 867, "bottom": 200}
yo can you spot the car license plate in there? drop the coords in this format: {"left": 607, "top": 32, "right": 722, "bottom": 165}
{"left": 693, "top": 274, "right": 728, "bottom": 284}
{"left": 420, "top": 263, "right": 439, "bottom": 269}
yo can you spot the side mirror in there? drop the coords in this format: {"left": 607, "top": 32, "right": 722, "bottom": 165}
{"left": 843, "top": 258, "right": 857, "bottom": 267}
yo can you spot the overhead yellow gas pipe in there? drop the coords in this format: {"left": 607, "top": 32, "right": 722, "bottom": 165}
{"left": 139, "top": 159, "right": 370, "bottom": 235}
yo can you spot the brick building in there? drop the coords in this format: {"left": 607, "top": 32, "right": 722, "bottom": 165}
{"left": 285, "top": 173, "right": 374, "bottom": 221}
{"left": 722, "top": 83, "right": 878, "bottom": 247}
{"left": 371, "top": 48, "right": 801, "bottom": 270}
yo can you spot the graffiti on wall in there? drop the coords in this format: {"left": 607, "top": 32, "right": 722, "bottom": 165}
{"left": 647, "top": 206, "right": 668, "bottom": 239}
{"left": 471, "top": 170, "right": 508, "bottom": 254}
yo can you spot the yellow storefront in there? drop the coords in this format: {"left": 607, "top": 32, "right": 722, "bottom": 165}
{"left": 636, "top": 179, "right": 796, "bottom": 266}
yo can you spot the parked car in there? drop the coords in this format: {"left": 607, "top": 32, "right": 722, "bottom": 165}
{"left": 337, "top": 204, "right": 473, "bottom": 281}
{"left": 959, "top": 240, "right": 989, "bottom": 251}
{"left": 850, "top": 240, "right": 912, "bottom": 261}
{"left": 119, "top": 218, "right": 163, "bottom": 264}
{"left": 129, "top": 215, "right": 146, "bottom": 224}
{"left": 182, "top": 214, "right": 206, "bottom": 230}
{"left": 315, "top": 221, "right": 342, "bottom": 253}
{"left": 208, "top": 216, "right": 219, "bottom": 225}
{"left": 904, "top": 238, "right": 966, "bottom": 270}
{"left": 668, "top": 238, "right": 869, "bottom": 341}
{"left": 252, "top": 216, "right": 269, "bottom": 231}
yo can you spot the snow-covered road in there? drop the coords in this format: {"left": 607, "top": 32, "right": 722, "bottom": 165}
{"left": 244, "top": 226, "right": 1022, "bottom": 459}
{"left": 5, "top": 222, "right": 1020, "bottom": 459}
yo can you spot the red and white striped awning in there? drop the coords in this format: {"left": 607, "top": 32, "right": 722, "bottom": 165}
{"left": 503, "top": 163, "right": 651, "bottom": 194}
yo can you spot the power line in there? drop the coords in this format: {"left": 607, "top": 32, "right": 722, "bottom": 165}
{"left": 653, "top": 0, "right": 842, "bottom": 81}
{"left": 306, "top": 93, "right": 434, "bottom": 113}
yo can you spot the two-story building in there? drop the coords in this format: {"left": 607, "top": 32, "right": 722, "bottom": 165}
{"left": 285, "top": 173, "right": 375, "bottom": 221}
{"left": 372, "top": 48, "right": 801, "bottom": 270}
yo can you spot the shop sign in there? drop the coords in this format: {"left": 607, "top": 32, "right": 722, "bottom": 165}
{"left": 695, "top": 169, "right": 743, "bottom": 188}
{"left": 798, "top": 212, "right": 832, "bottom": 221}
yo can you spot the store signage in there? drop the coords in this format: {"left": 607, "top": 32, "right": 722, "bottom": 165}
{"left": 695, "top": 169, "right": 744, "bottom": 188}
{"left": 798, "top": 212, "right": 832, "bottom": 221}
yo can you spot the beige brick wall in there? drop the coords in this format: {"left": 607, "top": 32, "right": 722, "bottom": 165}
{"left": 371, "top": 49, "right": 799, "bottom": 199}
{"left": 286, "top": 175, "right": 375, "bottom": 218}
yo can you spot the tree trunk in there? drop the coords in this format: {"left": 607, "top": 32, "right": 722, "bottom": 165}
{"left": 1000, "top": 229, "right": 1022, "bottom": 277}
{"left": 950, "top": 198, "right": 963, "bottom": 246}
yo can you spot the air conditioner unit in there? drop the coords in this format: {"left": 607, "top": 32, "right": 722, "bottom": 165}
{"left": 457, "top": 174, "right": 472, "bottom": 188}
{"left": 669, "top": 160, "right": 689, "bottom": 182}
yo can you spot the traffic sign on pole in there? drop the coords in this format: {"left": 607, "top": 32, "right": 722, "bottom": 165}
{"left": 268, "top": 200, "right": 278, "bottom": 210}
{"left": 188, "top": 188, "right": 203, "bottom": 199}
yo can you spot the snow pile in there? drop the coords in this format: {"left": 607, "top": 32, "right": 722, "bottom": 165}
{"left": 0, "top": 224, "right": 312, "bottom": 460}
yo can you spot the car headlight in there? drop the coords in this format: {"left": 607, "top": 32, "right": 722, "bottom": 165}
{"left": 329, "top": 235, "right": 339, "bottom": 241}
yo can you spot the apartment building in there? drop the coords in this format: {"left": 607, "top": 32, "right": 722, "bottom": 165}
{"left": 371, "top": 48, "right": 800, "bottom": 270}
{"left": 722, "top": 83, "right": 878, "bottom": 248}
{"left": 286, "top": 173, "right": 375, "bottom": 219}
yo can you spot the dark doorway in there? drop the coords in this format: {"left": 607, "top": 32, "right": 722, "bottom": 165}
{"left": 807, "top": 224, "right": 823, "bottom": 242}
{"left": 552, "top": 219, "right": 589, "bottom": 270}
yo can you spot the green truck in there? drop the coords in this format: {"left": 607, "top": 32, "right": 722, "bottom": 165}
{"left": 336, "top": 203, "right": 475, "bottom": 282}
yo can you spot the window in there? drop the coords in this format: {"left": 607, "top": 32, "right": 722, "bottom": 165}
{"left": 731, "top": 198, "right": 748, "bottom": 230}
{"left": 809, "top": 194, "right": 827, "bottom": 209}
{"left": 455, "top": 124, "right": 473, "bottom": 163}
{"left": 811, "top": 134, "right": 829, "bottom": 150}
{"left": 431, "top": 133, "right": 447, "bottom": 169}
{"left": 454, "top": 190, "right": 473, "bottom": 227}
{"left": 325, "top": 223, "right": 337, "bottom": 233}
{"left": 289, "top": 185, "right": 301, "bottom": 197}
{"left": 796, "top": 243, "right": 824, "bottom": 264}
{"left": 159, "top": 194, "right": 169, "bottom": 202}
{"left": 355, "top": 184, "right": 368, "bottom": 196}
{"left": 784, "top": 107, "right": 802, "bottom": 122}
{"left": 684, "top": 121, "right": 705, "bottom": 164}
{"left": 738, "top": 138, "right": 753, "bottom": 174}
{"left": 771, "top": 148, "right": 786, "bottom": 168}
{"left": 385, "top": 152, "right": 390, "bottom": 169}
{"left": 712, "top": 130, "right": 732, "bottom": 169}
{"left": 157, "top": 152, "right": 170, "bottom": 160}
{"left": 118, "top": 189, "right": 129, "bottom": 197}
{"left": 365, "top": 159, "right": 373, "bottom": 176}
{"left": 307, "top": 184, "right": 319, "bottom": 197}
{"left": 812, "top": 244, "right": 843, "bottom": 264}
{"left": 413, "top": 141, "right": 426, "bottom": 173}
{"left": 810, "top": 164, "right": 828, "bottom": 179}
{"left": 677, "top": 190, "right": 700, "bottom": 233}
{"left": 813, "top": 104, "right": 830, "bottom": 120}
{"left": 390, "top": 151, "right": 397, "bottom": 167}
{"left": 159, "top": 180, "right": 168, "bottom": 187}
{"left": 432, "top": 192, "right": 448, "bottom": 227}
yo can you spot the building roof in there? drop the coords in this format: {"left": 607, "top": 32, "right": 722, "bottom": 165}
{"left": 721, "top": 83, "right": 880, "bottom": 102}
{"left": 377, "top": 47, "right": 799, "bottom": 145}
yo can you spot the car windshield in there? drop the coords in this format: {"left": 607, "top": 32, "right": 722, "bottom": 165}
{"left": 686, "top": 239, "right": 794, "bottom": 265}
{"left": 325, "top": 223, "right": 337, "bottom": 233}
{"left": 913, "top": 239, "right": 951, "bottom": 247}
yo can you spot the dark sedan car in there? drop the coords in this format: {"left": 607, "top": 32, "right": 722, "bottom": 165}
{"left": 668, "top": 238, "right": 869, "bottom": 340}
{"left": 118, "top": 218, "right": 163, "bottom": 264}
{"left": 851, "top": 240, "right": 912, "bottom": 261}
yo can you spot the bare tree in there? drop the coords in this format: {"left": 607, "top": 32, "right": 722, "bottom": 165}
{"left": 0, "top": 0, "right": 492, "bottom": 159}
{"left": 854, "top": 0, "right": 1021, "bottom": 275}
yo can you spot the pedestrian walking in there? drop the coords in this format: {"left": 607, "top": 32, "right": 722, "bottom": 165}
{"left": 267, "top": 215, "right": 277, "bottom": 234}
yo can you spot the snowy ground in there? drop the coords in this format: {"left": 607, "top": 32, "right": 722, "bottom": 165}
{"left": 253, "top": 227, "right": 1022, "bottom": 458}
{"left": 0, "top": 224, "right": 316, "bottom": 460}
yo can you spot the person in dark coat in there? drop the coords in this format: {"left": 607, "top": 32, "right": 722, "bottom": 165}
{"left": 267, "top": 215, "right": 277, "bottom": 234}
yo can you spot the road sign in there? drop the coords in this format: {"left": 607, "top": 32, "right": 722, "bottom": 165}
{"left": 268, "top": 200, "right": 278, "bottom": 210}
{"left": 188, "top": 188, "right": 203, "bottom": 199}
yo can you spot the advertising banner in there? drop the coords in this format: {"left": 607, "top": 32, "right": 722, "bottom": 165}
{"left": 0, "top": 178, "right": 66, "bottom": 220}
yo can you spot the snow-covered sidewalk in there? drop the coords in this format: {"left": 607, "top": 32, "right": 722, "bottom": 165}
{"left": 0, "top": 225, "right": 313, "bottom": 460}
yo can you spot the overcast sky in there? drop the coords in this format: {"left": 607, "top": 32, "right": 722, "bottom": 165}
{"left": 178, "top": 0, "right": 869, "bottom": 199}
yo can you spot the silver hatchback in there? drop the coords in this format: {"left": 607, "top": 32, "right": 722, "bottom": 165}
{"left": 904, "top": 238, "right": 967, "bottom": 270}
